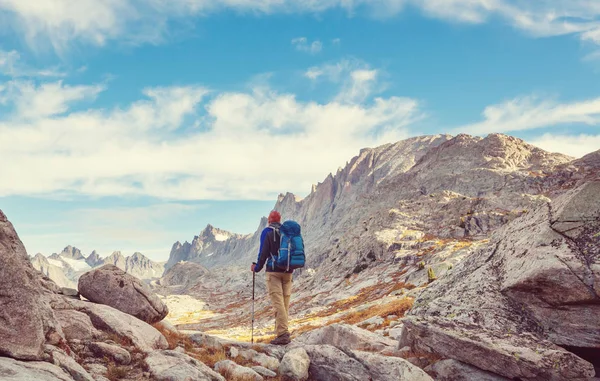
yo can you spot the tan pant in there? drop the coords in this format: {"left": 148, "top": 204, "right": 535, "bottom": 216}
{"left": 266, "top": 272, "right": 293, "bottom": 337}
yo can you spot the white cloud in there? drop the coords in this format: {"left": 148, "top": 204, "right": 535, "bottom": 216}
{"left": 527, "top": 133, "right": 600, "bottom": 158}
{"left": 332, "top": 38, "right": 341, "bottom": 45}
{"left": 305, "top": 59, "right": 384, "bottom": 104}
{"left": 0, "top": 49, "right": 65, "bottom": 77}
{"left": 456, "top": 95, "right": 600, "bottom": 135}
{"left": 2, "top": 80, "right": 104, "bottom": 119}
{"left": 0, "top": 62, "right": 422, "bottom": 201}
{"left": 2, "top": 1, "right": 600, "bottom": 53}
{"left": 292, "top": 37, "right": 323, "bottom": 54}
{"left": 582, "top": 28, "right": 600, "bottom": 44}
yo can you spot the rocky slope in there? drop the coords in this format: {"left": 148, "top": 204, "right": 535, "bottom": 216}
{"left": 158, "top": 133, "right": 598, "bottom": 380}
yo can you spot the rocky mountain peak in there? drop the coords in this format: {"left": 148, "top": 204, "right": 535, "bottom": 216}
{"left": 59, "top": 245, "right": 84, "bottom": 260}
{"left": 198, "top": 224, "right": 233, "bottom": 243}
{"left": 85, "top": 250, "right": 103, "bottom": 267}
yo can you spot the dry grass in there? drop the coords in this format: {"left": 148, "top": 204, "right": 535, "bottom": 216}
{"left": 105, "top": 362, "right": 129, "bottom": 381}
{"left": 152, "top": 323, "right": 194, "bottom": 350}
{"left": 105, "top": 332, "right": 134, "bottom": 348}
{"left": 328, "top": 297, "right": 414, "bottom": 328}
{"left": 187, "top": 347, "right": 227, "bottom": 368}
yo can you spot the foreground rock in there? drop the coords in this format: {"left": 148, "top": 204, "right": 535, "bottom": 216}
{"left": 279, "top": 347, "right": 310, "bottom": 381}
{"left": 145, "top": 350, "right": 225, "bottom": 381}
{"left": 214, "top": 360, "right": 263, "bottom": 381}
{"left": 78, "top": 264, "right": 168, "bottom": 324}
{"left": 0, "top": 357, "right": 73, "bottom": 381}
{"left": 426, "top": 359, "right": 511, "bottom": 381}
{"left": 296, "top": 323, "right": 396, "bottom": 353}
{"left": 0, "top": 211, "right": 60, "bottom": 360}
{"left": 54, "top": 310, "right": 98, "bottom": 342}
{"left": 51, "top": 298, "right": 168, "bottom": 352}
{"left": 401, "top": 181, "right": 600, "bottom": 380}
{"left": 87, "top": 342, "right": 131, "bottom": 365}
{"left": 303, "top": 345, "right": 374, "bottom": 381}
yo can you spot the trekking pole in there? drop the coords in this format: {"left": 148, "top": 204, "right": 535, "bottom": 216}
{"left": 251, "top": 270, "right": 255, "bottom": 344}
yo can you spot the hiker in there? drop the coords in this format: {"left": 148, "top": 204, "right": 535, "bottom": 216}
{"left": 251, "top": 210, "right": 293, "bottom": 345}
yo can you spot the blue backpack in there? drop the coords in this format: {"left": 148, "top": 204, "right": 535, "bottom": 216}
{"left": 269, "top": 220, "right": 305, "bottom": 271}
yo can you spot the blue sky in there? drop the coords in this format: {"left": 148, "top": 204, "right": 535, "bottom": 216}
{"left": 1, "top": 0, "right": 600, "bottom": 261}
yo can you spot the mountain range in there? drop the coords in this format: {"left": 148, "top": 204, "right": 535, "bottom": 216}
{"left": 31, "top": 246, "right": 165, "bottom": 288}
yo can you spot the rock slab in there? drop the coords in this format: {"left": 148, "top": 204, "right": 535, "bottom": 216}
{"left": 146, "top": 350, "right": 225, "bottom": 381}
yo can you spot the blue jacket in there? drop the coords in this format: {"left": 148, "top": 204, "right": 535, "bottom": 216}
{"left": 253, "top": 223, "right": 292, "bottom": 273}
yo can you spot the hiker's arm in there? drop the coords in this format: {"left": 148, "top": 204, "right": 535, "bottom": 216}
{"left": 254, "top": 229, "right": 269, "bottom": 272}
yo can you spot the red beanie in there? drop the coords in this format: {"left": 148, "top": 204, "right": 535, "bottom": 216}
{"left": 268, "top": 210, "right": 281, "bottom": 223}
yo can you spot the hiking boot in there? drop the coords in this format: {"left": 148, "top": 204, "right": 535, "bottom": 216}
{"left": 270, "top": 333, "right": 291, "bottom": 346}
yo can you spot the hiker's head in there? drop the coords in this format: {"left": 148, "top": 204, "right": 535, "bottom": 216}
{"left": 268, "top": 210, "right": 281, "bottom": 224}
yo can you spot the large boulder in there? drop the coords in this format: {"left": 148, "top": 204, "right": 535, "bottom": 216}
{"left": 0, "top": 210, "right": 60, "bottom": 360}
{"left": 401, "top": 181, "right": 600, "bottom": 380}
{"left": 78, "top": 264, "right": 168, "bottom": 324}
{"left": 295, "top": 324, "right": 396, "bottom": 353}
{"left": 0, "top": 357, "right": 74, "bottom": 381}
{"left": 145, "top": 350, "right": 225, "bottom": 381}
{"left": 52, "top": 298, "right": 168, "bottom": 352}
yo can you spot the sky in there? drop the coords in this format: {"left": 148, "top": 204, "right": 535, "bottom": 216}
{"left": 1, "top": 0, "right": 600, "bottom": 261}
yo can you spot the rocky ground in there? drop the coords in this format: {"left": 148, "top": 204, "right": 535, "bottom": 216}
{"left": 0, "top": 209, "right": 438, "bottom": 381}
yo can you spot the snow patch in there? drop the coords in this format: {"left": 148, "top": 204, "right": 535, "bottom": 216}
{"left": 61, "top": 257, "right": 91, "bottom": 272}
{"left": 47, "top": 258, "right": 64, "bottom": 268}
{"left": 214, "top": 233, "right": 229, "bottom": 241}
{"left": 206, "top": 252, "right": 215, "bottom": 257}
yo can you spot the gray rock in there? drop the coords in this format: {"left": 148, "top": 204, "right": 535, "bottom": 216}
{"left": 387, "top": 327, "right": 403, "bottom": 340}
{"left": 296, "top": 324, "right": 396, "bottom": 353}
{"left": 83, "top": 364, "right": 107, "bottom": 376}
{"left": 426, "top": 359, "right": 511, "bottom": 381}
{"left": 214, "top": 360, "right": 263, "bottom": 381}
{"left": 402, "top": 181, "right": 600, "bottom": 380}
{"left": 0, "top": 210, "right": 60, "bottom": 360}
{"left": 88, "top": 342, "right": 131, "bottom": 365}
{"left": 60, "top": 288, "right": 80, "bottom": 298}
{"left": 189, "top": 333, "right": 224, "bottom": 352}
{"left": 145, "top": 350, "right": 225, "bottom": 381}
{"left": 350, "top": 350, "right": 433, "bottom": 381}
{"left": 252, "top": 366, "right": 277, "bottom": 378}
{"left": 360, "top": 316, "right": 385, "bottom": 326}
{"left": 304, "top": 345, "right": 371, "bottom": 381}
{"left": 279, "top": 347, "right": 309, "bottom": 381}
{"left": 0, "top": 357, "right": 74, "bottom": 381}
{"left": 51, "top": 350, "right": 95, "bottom": 381}
{"left": 252, "top": 352, "right": 279, "bottom": 372}
{"left": 55, "top": 299, "right": 168, "bottom": 352}
{"left": 55, "top": 310, "right": 98, "bottom": 341}
{"left": 78, "top": 264, "right": 168, "bottom": 324}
